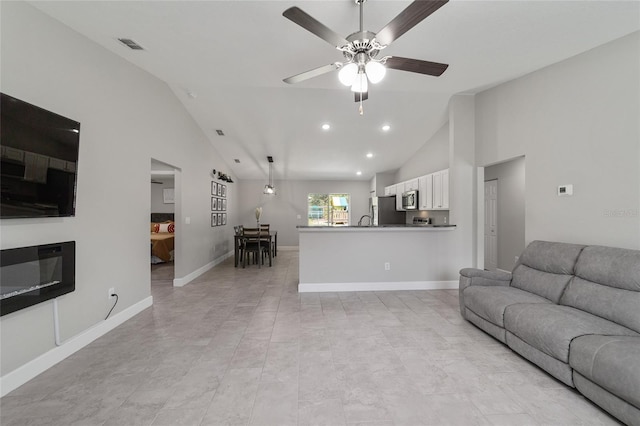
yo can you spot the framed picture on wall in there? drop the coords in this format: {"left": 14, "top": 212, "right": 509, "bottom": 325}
{"left": 222, "top": 213, "right": 227, "bottom": 226}
{"left": 211, "top": 213, "right": 217, "bottom": 227}
{"left": 217, "top": 213, "right": 222, "bottom": 225}
{"left": 163, "top": 188, "right": 175, "bottom": 204}
{"left": 221, "top": 185, "right": 227, "bottom": 198}
{"left": 211, "top": 181, "right": 218, "bottom": 196}
{"left": 217, "top": 184, "right": 222, "bottom": 196}
{"left": 211, "top": 197, "right": 217, "bottom": 211}
{"left": 221, "top": 199, "right": 226, "bottom": 211}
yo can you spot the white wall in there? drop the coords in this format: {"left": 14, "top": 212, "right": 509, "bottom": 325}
{"left": 395, "top": 122, "right": 449, "bottom": 183}
{"left": 448, "top": 95, "right": 478, "bottom": 269}
{"left": 237, "top": 179, "right": 371, "bottom": 246}
{"left": 0, "top": 2, "right": 237, "bottom": 377}
{"left": 476, "top": 32, "right": 640, "bottom": 249}
{"left": 485, "top": 156, "right": 526, "bottom": 271}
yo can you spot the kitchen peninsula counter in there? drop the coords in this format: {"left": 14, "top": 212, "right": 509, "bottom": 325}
{"left": 297, "top": 225, "right": 460, "bottom": 292}
{"left": 297, "top": 225, "right": 456, "bottom": 231}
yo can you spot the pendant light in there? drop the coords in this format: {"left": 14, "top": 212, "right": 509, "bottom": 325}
{"left": 263, "top": 156, "right": 276, "bottom": 195}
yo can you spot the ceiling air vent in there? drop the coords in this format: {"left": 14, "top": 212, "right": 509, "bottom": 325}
{"left": 118, "top": 38, "right": 144, "bottom": 50}
{"left": 215, "top": 130, "right": 225, "bottom": 136}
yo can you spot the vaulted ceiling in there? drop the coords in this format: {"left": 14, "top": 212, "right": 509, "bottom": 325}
{"left": 31, "top": 1, "right": 640, "bottom": 181}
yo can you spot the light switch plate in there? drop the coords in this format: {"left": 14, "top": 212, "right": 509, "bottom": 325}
{"left": 558, "top": 184, "right": 573, "bottom": 196}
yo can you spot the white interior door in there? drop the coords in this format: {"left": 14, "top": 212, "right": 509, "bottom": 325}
{"left": 484, "top": 180, "right": 498, "bottom": 270}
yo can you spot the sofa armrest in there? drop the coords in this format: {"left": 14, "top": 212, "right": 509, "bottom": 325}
{"left": 459, "top": 268, "right": 512, "bottom": 318}
{"left": 460, "top": 268, "right": 512, "bottom": 284}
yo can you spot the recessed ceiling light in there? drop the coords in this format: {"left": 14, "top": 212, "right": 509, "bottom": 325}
{"left": 366, "top": 152, "right": 373, "bottom": 158}
{"left": 321, "top": 123, "right": 331, "bottom": 130}
{"left": 382, "top": 125, "right": 391, "bottom": 131}
{"left": 356, "top": 171, "right": 362, "bottom": 176}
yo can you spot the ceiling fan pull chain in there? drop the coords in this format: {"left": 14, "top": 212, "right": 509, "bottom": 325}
{"left": 359, "top": 96, "right": 364, "bottom": 116}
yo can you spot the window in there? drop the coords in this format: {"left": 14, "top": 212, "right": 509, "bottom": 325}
{"left": 307, "top": 193, "right": 350, "bottom": 226}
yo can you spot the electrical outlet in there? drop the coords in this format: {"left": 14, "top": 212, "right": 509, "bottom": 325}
{"left": 384, "top": 262, "right": 391, "bottom": 271}
{"left": 108, "top": 287, "right": 115, "bottom": 300}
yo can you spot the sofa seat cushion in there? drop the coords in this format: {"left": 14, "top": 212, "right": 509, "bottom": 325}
{"left": 504, "top": 304, "right": 638, "bottom": 363}
{"left": 570, "top": 335, "right": 640, "bottom": 409}
{"left": 464, "top": 286, "right": 551, "bottom": 327}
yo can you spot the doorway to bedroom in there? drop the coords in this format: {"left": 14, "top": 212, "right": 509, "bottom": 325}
{"left": 151, "top": 159, "right": 177, "bottom": 286}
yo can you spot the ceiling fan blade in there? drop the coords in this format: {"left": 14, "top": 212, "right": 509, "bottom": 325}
{"left": 354, "top": 91, "right": 368, "bottom": 102}
{"left": 283, "top": 63, "right": 340, "bottom": 84}
{"left": 375, "top": 0, "right": 448, "bottom": 46}
{"left": 385, "top": 56, "right": 448, "bottom": 76}
{"left": 283, "top": 7, "right": 349, "bottom": 48}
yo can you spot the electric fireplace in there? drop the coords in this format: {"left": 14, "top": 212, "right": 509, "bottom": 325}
{"left": 0, "top": 241, "right": 75, "bottom": 316}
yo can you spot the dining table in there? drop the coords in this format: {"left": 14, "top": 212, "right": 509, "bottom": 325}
{"left": 234, "top": 229, "right": 277, "bottom": 267}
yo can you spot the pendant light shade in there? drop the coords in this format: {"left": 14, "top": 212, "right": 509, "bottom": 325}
{"left": 350, "top": 71, "right": 368, "bottom": 93}
{"left": 338, "top": 63, "right": 358, "bottom": 86}
{"left": 263, "top": 156, "right": 276, "bottom": 195}
{"left": 365, "top": 61, "right": 386, "bottom": 84}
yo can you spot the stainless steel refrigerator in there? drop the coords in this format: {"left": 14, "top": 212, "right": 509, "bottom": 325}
{"left": 370, "top": 196, "right": 405, "bottom": 225}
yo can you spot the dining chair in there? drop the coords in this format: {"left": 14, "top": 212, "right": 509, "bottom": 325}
{"left": 259, "top": 224, "right": 275, "bottom": 257}
{"left": 234, "top": 225, "right": 245, "bottom": 265}
{"left": 241, "top": 228, "right": 271, "bottom": 268}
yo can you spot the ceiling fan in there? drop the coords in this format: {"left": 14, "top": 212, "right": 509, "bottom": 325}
{"left": 282, "top": 0, "right": 449, "bottom": 113}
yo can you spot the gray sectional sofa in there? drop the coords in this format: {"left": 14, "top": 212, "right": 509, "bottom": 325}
{"left": 459, "top": 240, "right": 640, "bottom": 426}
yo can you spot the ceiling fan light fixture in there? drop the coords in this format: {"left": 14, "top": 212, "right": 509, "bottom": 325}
{"left": 338, "top": 63, "right": 358, "bottom": 86}
{"left": 365, "top": 61, "right": 386, "bottom": 84}
{"left": 350, "top": 72, "right": 368, "bottom": 93}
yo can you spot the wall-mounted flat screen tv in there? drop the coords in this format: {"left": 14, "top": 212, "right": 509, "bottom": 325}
{"left": 1, "top": 93, "right": 80, "bottom": 218}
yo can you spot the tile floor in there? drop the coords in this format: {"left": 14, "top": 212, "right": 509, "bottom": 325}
{"left": 1, "top": 250, "right": 621, "bottom": 425}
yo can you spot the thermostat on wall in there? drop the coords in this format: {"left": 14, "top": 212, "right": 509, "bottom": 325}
{"left": 558, "top": 184, "right": 573, "bottom": 196}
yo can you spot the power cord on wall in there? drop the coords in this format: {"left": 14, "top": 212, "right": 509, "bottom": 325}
{"left": 105, "top": 293, "right": 119, "bottom": 320}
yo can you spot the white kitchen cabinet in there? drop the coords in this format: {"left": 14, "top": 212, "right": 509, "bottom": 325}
{"left": 418, "top": 174, "right": 433, "bottom": 210}
{"left": 441, "top": 169, "right": 449, "bottom": 209}
{"left": 433, "top": 169, "right": 449, "bottom": 209}
{"left": 404, "top": 179, "right": 419, "bottom": 192}
{"left": 384, "top": 185, "right": 396, "bottom": 196}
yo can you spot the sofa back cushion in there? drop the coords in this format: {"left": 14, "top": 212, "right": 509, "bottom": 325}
{"left": 511, "top": 241, "right": 586, "bottom": 303}
{"left": 573, "top": 246, "right": 640, "bottom": 291}
{"left": 560, "top": 246, "right": 640, "bottom": 333}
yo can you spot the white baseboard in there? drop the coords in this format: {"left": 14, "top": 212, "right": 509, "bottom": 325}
{"left": 277, "top": 245, "right": 298, "bottom": 251}
{"left": 0, "top": 296, "right": 153, "bottom": 397}
{"left": 298, "top": 280, "right": 459, "bottom": 293}
{"left": 173, "top": 250, "right": 233, "bottom": 287}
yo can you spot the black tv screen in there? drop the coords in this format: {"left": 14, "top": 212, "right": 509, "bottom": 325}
{"left": 1, "top": 93, "right": 80, "bottom": 218}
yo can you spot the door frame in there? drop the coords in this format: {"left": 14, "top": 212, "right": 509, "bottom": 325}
{"left": 150, "top": 158, "right": 182, "bottom": 287}
{"left": 484, "top": 179, "right": 498, "bottom": 271}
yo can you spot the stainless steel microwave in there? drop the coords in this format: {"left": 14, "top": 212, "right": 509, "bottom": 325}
{"left": 402, "top": 190, "right": 418, "bottom": 210}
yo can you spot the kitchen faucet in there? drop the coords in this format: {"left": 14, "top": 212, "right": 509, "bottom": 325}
{"left": 357, "top": 214, "right": 372, "bottom": 226}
